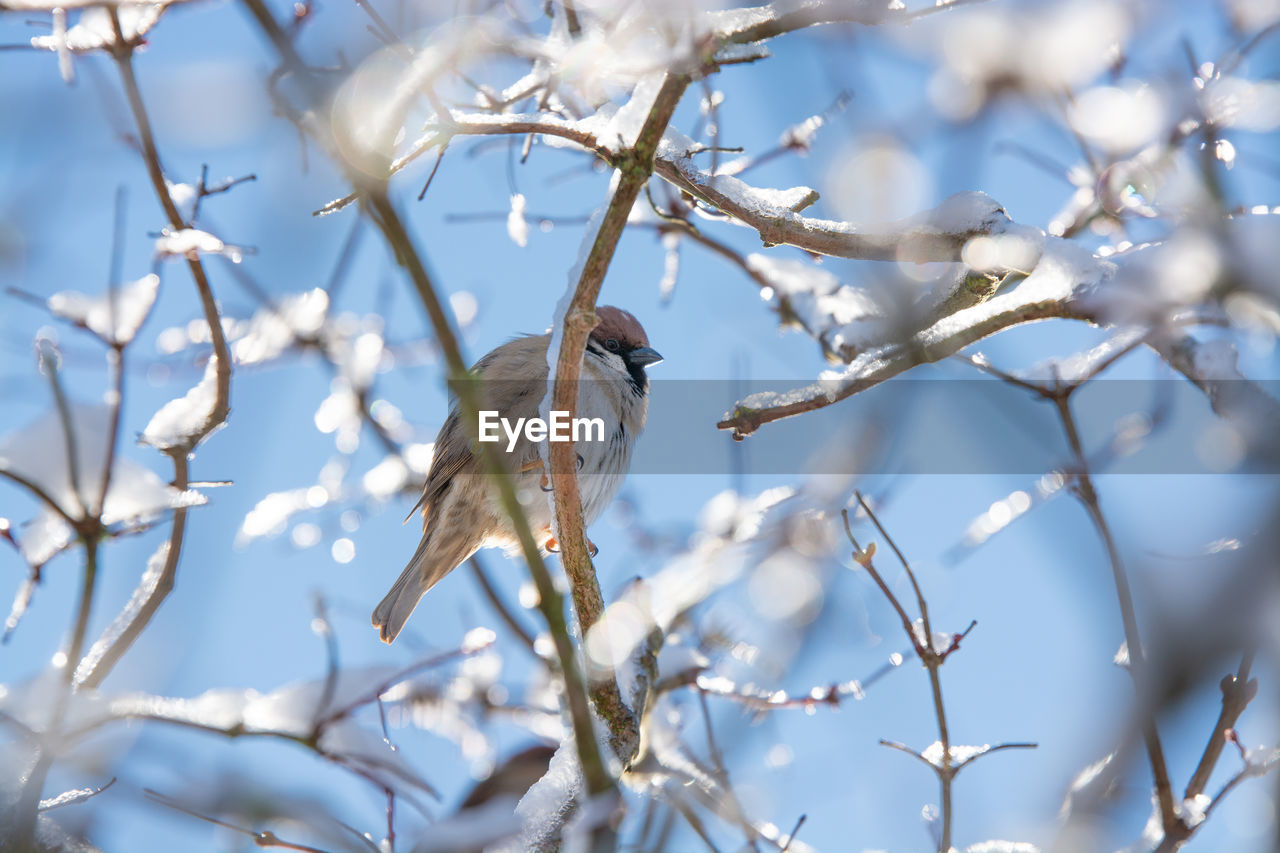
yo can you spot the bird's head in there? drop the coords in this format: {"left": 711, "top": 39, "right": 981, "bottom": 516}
{"left": 587, "top": 305, "right": 662, "bottom": 393}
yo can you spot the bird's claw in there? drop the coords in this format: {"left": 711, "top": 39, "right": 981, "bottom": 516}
{"left": 534, "top": 456, "right": 581, "bottom": 488}
{"left": 542, "top": 536, "right": 597, "bottom": 558}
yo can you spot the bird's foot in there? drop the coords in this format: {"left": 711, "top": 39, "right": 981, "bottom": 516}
{"left": 541, "top": 535, "right": 597, "bottom": 558}
{"left": 521, "top": 459, "right": 554, "bottom": 492}
{"left": 526, "top": 456, "right": 582, "bottom": 489}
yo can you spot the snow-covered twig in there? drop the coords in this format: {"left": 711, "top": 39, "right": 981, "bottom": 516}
{"left": 718, "top": 239, "right": 1106, "bottom": 436}
{"left": 1146, "top": 331, "right": 1280, "bottom": 460}
{"left": 77, "top": 7, "right": 235, "bottom": 691}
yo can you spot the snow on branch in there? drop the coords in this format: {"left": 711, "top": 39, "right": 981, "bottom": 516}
{"left": 658, "top": 134, "right": 1014, "bottom": 260}
{"left": 1, "top": 0, "right": 185, "bottom": 9}
{"left": 0, "top": 405, "right": 207, "bottom": 563}
{"left": 47, "top": 275, "right": 159, "bottom": 346}
{"left": 720, "top": 238, "right": 1108, "bottom": 436}
{"left": 1147, "top": 331, "right": 1280, "bottom": 460}
{"left": 141, "top": 357, "right": 224, "bottom": 451}
{"left": 707, "top": 1, "right": 918, "bottom": 45}
{"left": 2, "top": 638, "right": 496, "bottom": 806}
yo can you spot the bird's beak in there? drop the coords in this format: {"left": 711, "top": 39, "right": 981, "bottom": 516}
{"left": 627, "top": 346, "right": 663, "bottom": 367}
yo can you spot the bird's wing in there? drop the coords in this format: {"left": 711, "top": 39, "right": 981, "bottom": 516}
{"left": 411, "top": 334, "right": 551, "bottom": 528}
{"left": 408, "top": 406, "right": 470, "bottom": 528}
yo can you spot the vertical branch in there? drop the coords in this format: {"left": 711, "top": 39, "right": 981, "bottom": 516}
{"left": 108, "top": 12, "right": 232, "bottom": 430}
{"left": 546, "top": 70, "right": 689, "bottom": 760}
{"left": 95, "top": 343, "right": 126, "bottom": 519}
{"left": 94, "top": 186, "right": 129, "bottom": 518}
{"left": 1052, "top": 390, "right": 1177, "bottom": 836}
{"left": 75, "top": 13, "right": 235, "bottom": 689}
{"left": 843, "top": 503, "right": 957, "bottom": 853}
{"left": 468, "top": 556, "right": 538, "bottom": 655}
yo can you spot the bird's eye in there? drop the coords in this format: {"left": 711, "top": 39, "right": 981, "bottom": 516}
{"left": 605, "top": 339, "right": 620, "bottom": 351}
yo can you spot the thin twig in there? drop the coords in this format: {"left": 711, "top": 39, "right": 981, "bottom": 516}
{"left": 38, "top": 342, "right": 88, "bottom": 519}
{"left": 468, "top": 555, "right": 538, "bottom": 655}
{"left": 97, "top": 187, "right": 130, "bottom": 518}
{"left": 779, "top": 813, "right": 806, "bottom": 853}
{"left": 65, "top": 538, "right": 100, "bottom": 687}
{"left": 144, "top": 789, "right": 337, "bottom": 853}
{"left": 1185, "top": 651, "right": 1257, "bottom": 801}
{"left": 840, "top": 510, "right": 916, "bottom": 651}
{"left": 416, "top": 141, "right": 449, "bottom": 201}
{"left": 842, "top": 497, "right": 1024, "bottom": 853}
{"left": 1051, "top": 386, "right": 1177, "bottom": 837}
{"left": 856, "top": 492, "right": 934, "bottom": 652}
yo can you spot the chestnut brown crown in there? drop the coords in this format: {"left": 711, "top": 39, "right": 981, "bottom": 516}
{"left": 588, "top": 306, "right": 662, "bottom": 371}
{"left": 591, "top": 306, "right": 649, "bottom": 349}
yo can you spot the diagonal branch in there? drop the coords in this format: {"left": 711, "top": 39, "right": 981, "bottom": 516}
{"left": 718, "top": 239, "right": 1105, "bottom": 436}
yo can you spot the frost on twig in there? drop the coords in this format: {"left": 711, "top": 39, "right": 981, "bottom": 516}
{"left": 0, "top": 778, "right": 106, "bottom": 853}
{"left": 656, "top": 133, "right": 1013, "bottom": 261}
{"left": 37, "top": 779, "right": 116, "bottom": 812}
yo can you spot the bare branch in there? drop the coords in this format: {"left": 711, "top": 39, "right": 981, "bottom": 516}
{"left": 1185, "top": 652, "right": 1258, "bottom": 801}
{"left": 144, "top": 789, "right": 337, "bottom": 853}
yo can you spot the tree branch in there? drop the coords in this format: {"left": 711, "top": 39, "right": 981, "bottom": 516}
{"left": 75, "top": 14, "right": 234, "bottom": 690}
{"left": 546, "top": 70, "right": 690, "bottom": 763}
{"left": 1051, "top": 388, "right": 1178, "bottom": 838}
{"left": 718, "top": 239, "right": 1104, "bottom": 436}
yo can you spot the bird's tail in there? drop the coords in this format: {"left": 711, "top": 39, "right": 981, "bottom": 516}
{"left": 371, "top": 532, "right": 469, "bottom": 644}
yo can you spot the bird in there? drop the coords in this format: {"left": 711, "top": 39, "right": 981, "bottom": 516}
{"left": 372, "top": 306, "right": 661, "bottom": 643}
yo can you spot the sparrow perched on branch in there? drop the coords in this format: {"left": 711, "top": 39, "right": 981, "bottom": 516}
{"left": 372, "top": 306, "right": 661, "bottom": 643}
